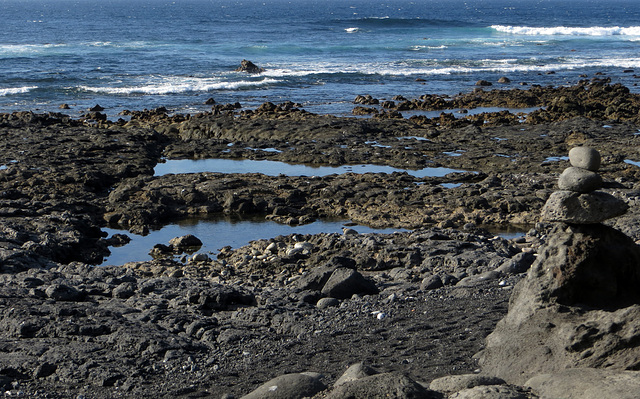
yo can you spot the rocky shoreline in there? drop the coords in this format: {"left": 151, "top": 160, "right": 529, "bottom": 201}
{"left": 2, "top": 81, "right": 640, "bottom": 398}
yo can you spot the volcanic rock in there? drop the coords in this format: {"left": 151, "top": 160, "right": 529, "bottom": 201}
{"left": 240, "top": 372, "right": 326, "bottom": 399}
{"left": 324, "top": 372, "right": 437, "bottom": 399}
{"left": 429, "top": 374, "right": 506, "bottom": 393}
{"left": 540, "top": 190, "right": 627, "bottom": 223}
{"left": 525, "top": 368, "right": 640, "bottom": 399}
{"left": 478, "top": 223, "right": 640, "bottom": 385}
{"left": 236, "top": 59, "right": 264, "bottom": 74}
{"left": 321, "top": 267, "right": 379, "bottom": 299}
{"left": 168, "top": 234, "right": 203, "bottom": 250}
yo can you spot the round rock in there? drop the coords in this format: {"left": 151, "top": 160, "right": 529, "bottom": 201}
{"left": 569, "top": 147, "right": 601, "bottom": 171}
{"left": 557, "top": 167, "right": 603, "bottom": 193}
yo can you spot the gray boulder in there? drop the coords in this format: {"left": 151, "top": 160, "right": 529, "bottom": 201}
{"left": 240, "top": 372, "right": 326, "bottom": 399}
{"left": 540, "top": 190, "right": 627, "bottom": 223}
{"left": 324, "top": 372, "right": 437, "bottom": 399}
{"left": 449, "top": 385, "right": 532, "bottom": 399}
{"left": 333, "top": 362, "right": 378, "bottom": 387}
{"left": 526, "top": 368, "right": 640, "bottom": 399}
{"left": 568, "top": 146, "right": 601, "bottom": 171}
{"left": 478, "top": 224, "right": 640, "bottom": 385}
{"left": 169, "top": 234, "right": 202, "bottom": 250}
{"left": 321, "top": 267, "right": 379, "bottom": 299}
{"left": 429, "top": 374, "right": 506, "bottom": 393}
{"left": 557, "top": 167, "right": 602, "bottom": 193}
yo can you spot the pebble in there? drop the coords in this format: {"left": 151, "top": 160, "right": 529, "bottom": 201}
{"left": 569, "top": 146, "right": 601, "bottom": 171}
{"left": 316, "top": 297, "right": 339, "bottom": 309}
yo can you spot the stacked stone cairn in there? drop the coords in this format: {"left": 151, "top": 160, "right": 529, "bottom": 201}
{"left": 541, "top": 146, "right": 628, "bottom": 223}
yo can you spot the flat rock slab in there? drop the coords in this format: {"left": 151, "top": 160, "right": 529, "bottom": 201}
{"left": 526, "top": 368, "right": 640, "bottom": 399}
{"left": 540, "top": 190, "right": 627, "bottom": 223}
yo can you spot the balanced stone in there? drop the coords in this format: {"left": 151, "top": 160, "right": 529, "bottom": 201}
{"left": 557, "top": 166, "right": 603, "bottom": 193}
{"left": 541, "top": 190, "right": 628, "bottom": 224}
{"left": 569, "top": 146, "right": 601, "bottom": 171}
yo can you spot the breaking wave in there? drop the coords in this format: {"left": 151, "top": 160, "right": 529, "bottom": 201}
{"left": 491, "top": 25, "right": 640, "bottom": 36}
{"left": 0, "top": 86, "right": 38, "bottom": 96}
{"left": 79, "top": 78, "right": 281, "bottom": 95}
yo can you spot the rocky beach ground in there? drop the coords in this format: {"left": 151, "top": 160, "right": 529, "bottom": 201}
{"left": 2, "top": 79, "right": 640, "bottom": 398}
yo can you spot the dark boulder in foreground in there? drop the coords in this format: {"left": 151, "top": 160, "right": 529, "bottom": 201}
{"left": 478, "top": 223, "right": 640, "bottom": 385}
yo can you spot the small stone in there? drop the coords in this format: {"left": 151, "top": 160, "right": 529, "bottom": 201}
{"left": 475, "top": 80, "right": 492, "bottom": 86}
{"left": 316, "top": 297, "right": 339, "bottom": 309}
{"left": 557, "top": 167, "right": 603, "bottom": 193}
{"left": 498, "top": 76, "right": 511, "bottom": 83}
{"left": 321, "top": 267, "right": 379, "bottom": 299}
{"left": 190, "top": 253, "right": 210, "bottom": 263}
{"left": 240, "top": 372, "right": 326, "bottom": 399}
{"left": 112, "top": 282, "right": 136, "bottom": 299}
{"left": 169, "top": 234, "right": 203, "bottom": 250}
{"left": 569, "top": 147, "right": 601, "bottom": 171}
{"left": 45, "top": 284, "right": 82, "bottom": 301}
{"left": 541, "top": 190, "right": 628, "bottom": 223}
{"left": 421, "top": 274, "right": 443, "bottom": 291}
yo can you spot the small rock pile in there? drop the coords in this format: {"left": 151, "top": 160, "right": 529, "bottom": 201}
{"left": 541, "top": 146, "right": 628, "bottom": 223}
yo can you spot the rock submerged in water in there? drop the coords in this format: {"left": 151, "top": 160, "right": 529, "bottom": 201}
{"left": 236, "top": 59, "right": 264, "bottom": 74}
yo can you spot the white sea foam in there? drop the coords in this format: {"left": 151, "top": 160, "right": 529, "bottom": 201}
{"left": 345, "top": 27, "right": 360, "bottom": 33}
{"left": 79, "top": 78, "right": 280, "bottom": 95}
{"left": 492, "top": 25, "right": 640, "bottom": 36}
{"left": 0, "top": 43, "right": 67, "bottom": 54}
{"left": 0, "top": 86, "right": 37, "bottom": 96}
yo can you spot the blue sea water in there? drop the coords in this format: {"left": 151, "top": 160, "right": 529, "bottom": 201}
{"left": 1, "top": 0, "right": 639, "bottom": 117}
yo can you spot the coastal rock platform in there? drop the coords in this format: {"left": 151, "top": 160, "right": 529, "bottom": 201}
{"left": 1, "top": 82, "right": 640, "bottom": 398}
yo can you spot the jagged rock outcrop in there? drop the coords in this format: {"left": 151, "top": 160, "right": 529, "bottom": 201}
{"left": 477, "top": 222, "right": 640, "bottom": 385}
{"left": 236, "top": 59, "right": 264, "bottom": 74}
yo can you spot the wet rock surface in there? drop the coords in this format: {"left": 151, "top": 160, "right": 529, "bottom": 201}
{"left": 1, "top": 82, "right": 640, "bottom": 397}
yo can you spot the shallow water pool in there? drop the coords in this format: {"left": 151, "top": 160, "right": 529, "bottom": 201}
{"left": 102, "top": 217, "right": 406, "bottom": 266}
{"left": 154, "top": 158, "right": 467, "bottom": 178}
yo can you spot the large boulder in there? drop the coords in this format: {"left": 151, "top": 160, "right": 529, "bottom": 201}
{"left": 477, "top": 223, "right": 640, "bottom": 385}
{"left": 324, "top": 372, "right": 437, "bottom": 399}
{"left": 526, "top": 368, "right": 640, "bottom": 399}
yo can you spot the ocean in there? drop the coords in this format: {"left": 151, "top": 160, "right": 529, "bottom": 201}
{"left": 1, "top": 0, "right": 639, "bottom": 118}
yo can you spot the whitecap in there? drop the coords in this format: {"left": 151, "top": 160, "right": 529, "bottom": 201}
{"left": 345, "top": 27, "right": 360, "bottom": 33}
{"left": 0, "top": 86, "right": 37, "bottom": 96}
{"left": 491, "top": 25, "right": 640, "bottom": 36}
{"left": 79, "top": 78, "right": 280, "bottom": 95}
